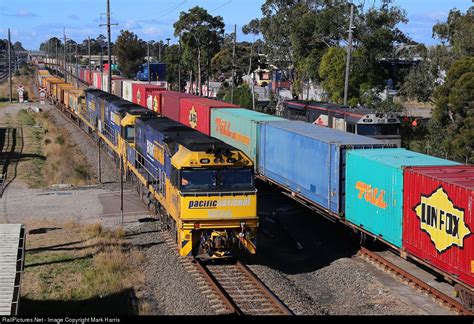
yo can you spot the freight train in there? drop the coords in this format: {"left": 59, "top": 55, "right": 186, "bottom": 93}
{"left": 37, "top": 69, "right": 258, "bottom": 259}
{"left": 40, "top": 62, "right": 473, "bottom": 309}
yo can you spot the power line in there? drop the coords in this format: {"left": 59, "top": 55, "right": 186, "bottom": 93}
{"left": 210, "top": 0, "right": 232, "bottom": 13}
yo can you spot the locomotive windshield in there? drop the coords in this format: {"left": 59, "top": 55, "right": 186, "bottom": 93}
{"left": 357, "top": 124, "right": 400, "bottom": 136}
{"left": 180, "top": 168, "right": 254, "bottom": 192}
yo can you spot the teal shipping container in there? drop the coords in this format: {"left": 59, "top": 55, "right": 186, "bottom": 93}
{"left": 210, "top": 108, "right": 285, "bottom": 167}
{"left": 345, "top": 148, "right": 459, "bottom": 248}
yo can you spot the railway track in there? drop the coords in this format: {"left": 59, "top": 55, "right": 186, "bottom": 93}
{"left": 358, "top": 247, "right": 473, "bottom": 316}
{"left": 161, "top": 232, "right": 293, "bottom": 315}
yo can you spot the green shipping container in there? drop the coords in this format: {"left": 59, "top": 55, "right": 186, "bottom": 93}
{"left": 210, "top": 108, "right": 285, "bottom": 168}
{"left": 345, "top": 148, "right": 459, "bottom": 248}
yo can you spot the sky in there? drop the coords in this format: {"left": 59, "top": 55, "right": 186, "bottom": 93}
{"left": 0, "top": 0, "right": 472, "bottom": 50}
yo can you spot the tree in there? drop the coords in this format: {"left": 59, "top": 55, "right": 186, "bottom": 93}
{"left": 162, "top": 44, "right": 184, "bottom": 90}
{"left": 39, "top": 37, "right": 63, "bottom": 54}
{"left": 433, "top": 6, "right": 474, "bottom": 57}
{"left": 218, "top": 84, "right": 255, "bottom": 108}
{"left": 114, "top": 30, "right": 146, "bottom": 79}
{"left": 319, "top": 47, "right": 346, "bottom": 103}
{"left": 429, "top": 57, "right": 474, "bottom": 163}
{"left": 174, "top": 6, "right": 225, "bottom": 95}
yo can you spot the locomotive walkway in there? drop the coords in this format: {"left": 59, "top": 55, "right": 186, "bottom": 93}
{"left": 0, "top": 224, "right": 25, "bottom": 315}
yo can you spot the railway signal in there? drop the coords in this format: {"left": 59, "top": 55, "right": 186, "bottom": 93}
{"left": 39, "top": 87, "right": 46, "bottom": 105}
{"left": 17, "top": 85, "right": 25, "bottom": 103}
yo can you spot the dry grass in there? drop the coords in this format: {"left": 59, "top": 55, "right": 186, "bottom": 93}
{"left": 15, "top": 109, "right": 94, "bottom": 188}
{"left": 21, "top": 221, "right": 146, "bottom": 312}
{"left": 0, "top": 70, "right": 37, "bottom": 102}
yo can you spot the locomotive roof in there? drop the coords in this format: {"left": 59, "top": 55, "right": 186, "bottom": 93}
{"left": 284, "top": 100, "right": 397, "bottom": 117}
{"left": 138, "top": 117, "right": 234, "bottom": 152}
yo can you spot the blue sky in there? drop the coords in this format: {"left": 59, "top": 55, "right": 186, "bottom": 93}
{"left": 0, "top": 0, "right": 471, "bottom": 50}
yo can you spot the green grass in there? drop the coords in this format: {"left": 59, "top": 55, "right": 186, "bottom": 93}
{"left": 18, "top": 109, "right": 36, "bottom": 126}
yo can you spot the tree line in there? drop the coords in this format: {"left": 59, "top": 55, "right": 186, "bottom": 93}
{"left": 39, "top": 1, "right": 473, "bottom": 163}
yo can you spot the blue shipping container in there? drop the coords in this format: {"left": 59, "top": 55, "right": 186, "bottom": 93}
{"left": 345, "top": 148, "right": 460, "bottom": 248}
{"left": 258, "top": 121, "right": 390, "bottom": 215}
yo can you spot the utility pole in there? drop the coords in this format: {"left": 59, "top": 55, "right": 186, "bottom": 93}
{"left": 158, "top": 42, "right": 162, "bottom": 61}
{"left": 88, "top": 36, "right": 91, "bottom": 79}
{"left": 99, "top": 0, "right": 117, "bottom": 93}
{"left": 147, "top": 42, "right": 150, "bottom": 84}
{"left": 231, "top": 24, "right": 237, "bottom": 104}
{"left": 75, "top": 43, "right": 79, "bottom": 87}
{"left": 343, "top": 3, "right": 354, "bottom": 106}
{"left": 178, "top": 40, "right": 181, "bottom": 92}
{"left": 8, "top": 28, "right": 12, "bottom": 103}
{"left": 69, "top": 42, "right": 73, "bottom": 82}
{"left": 55, "top": 40, "right": 58, "bottom": 77}
{"left": 63, "top": 28, "right": 67, "bottom": 83}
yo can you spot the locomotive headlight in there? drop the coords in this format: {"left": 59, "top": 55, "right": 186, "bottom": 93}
{"left": 227, "top": 158, "right": 236, "bottom": 163}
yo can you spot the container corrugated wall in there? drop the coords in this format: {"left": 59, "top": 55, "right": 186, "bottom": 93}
{"left": 403, "top": 165, "right": 474, "bottom": 288}
{"left": 211, "top": 108, "right": 285, "bottom": 167}
{"left": 179, "top": 98, "right": 238, "bottom": 135}
{"left": 258, "top": 121, "right": 389, "bottom": 215}
{"left": 345, "top": 149, "right": 459, "bottom": 248}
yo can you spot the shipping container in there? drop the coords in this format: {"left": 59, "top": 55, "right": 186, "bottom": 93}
{"left": 146, "top": 90, "right": 164, "bottom": 113}
{"left": 112, "top": 79, "right": 124, "bottom": 98}
{"left": 403, "top": 165, "right": 474, "bottom": 288}
{"left": 92, "top": 71, "right": 103, "bottom": 90}
{"left": 122, "top": 80, "right": 145, "bottom": 102}
{"left": 345, "top": 149, "right": 459, "bottom": 248}
{"left": 258, "top": 121, "right": 391, "bottom": 216}
{"left": 211, "top": 108, "right": 285, "bottom": 168}
{"left": 160, "top": 91, "right": 196, "bottom": 122}
{"left": 102, "top": 73, "right": 109, "bottom": 92}
{"left": 79, "top": 68, "right": 85, "bottom": 83}
{"left": 132, "top": 84, "right": 166, "bottom": 108}
{"left": 179, "top": 97, "right": 239, "bottom": 135}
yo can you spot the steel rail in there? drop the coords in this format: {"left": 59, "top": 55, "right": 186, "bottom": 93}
{"left": 235, "top": 260, "right": 294, "bottom": 315}
{"left": 358, "top": 247, "right": 473, "bottom": 316}
{"left": 193, "top": 258, "right": 243, "bottom": 315}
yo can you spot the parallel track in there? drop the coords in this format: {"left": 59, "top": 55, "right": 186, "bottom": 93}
{"left": 358, "top": 247, "right": 473, "bottom": 316}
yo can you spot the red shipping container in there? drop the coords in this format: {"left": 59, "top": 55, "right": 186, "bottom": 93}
{"left": 132, "top": 84, "right": 166, "bottom": 108}
{"left": 179, "top": 97, "right": 239, "bottom": 135}
{"left": 161, "top": 91, "right": 197, "bottom": 123}
{"left": 146, "top": 90, "right": 166, "bottom": 113}
{"left": 403, "top": 165, "right": 474, "bottom": 289}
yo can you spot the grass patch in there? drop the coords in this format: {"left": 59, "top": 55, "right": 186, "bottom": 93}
{"left": 21, "top": 222, "right": 146, "bottom": 314}
{"left": 14, "top": 109, "right": 94, "bottom": 188}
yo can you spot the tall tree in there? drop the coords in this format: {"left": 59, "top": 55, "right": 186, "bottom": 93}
{"left": 114, "top": 30, "right": 146, "bottom": 79}
{"left": 174, "top": 6, "right": 225, "bottom": 95}
{"left": 429, "top": 56, "right": 474, "bottom": 163}
{"left": 433, "top": 6, "right": 474, "bottom": 57}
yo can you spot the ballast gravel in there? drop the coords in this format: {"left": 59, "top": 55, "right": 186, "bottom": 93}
{"left": 125, "top": 221, "right": 215, "bottom": 315}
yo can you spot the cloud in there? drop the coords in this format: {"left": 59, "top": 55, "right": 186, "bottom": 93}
{"left": 68, "top": 14, "right": 80, "bottom": 21}
{"left": 2, "top": 9, "right": 38, "bottom": 17}
{"left": 142, "top": 27, "right": 161, "bottom": 35}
